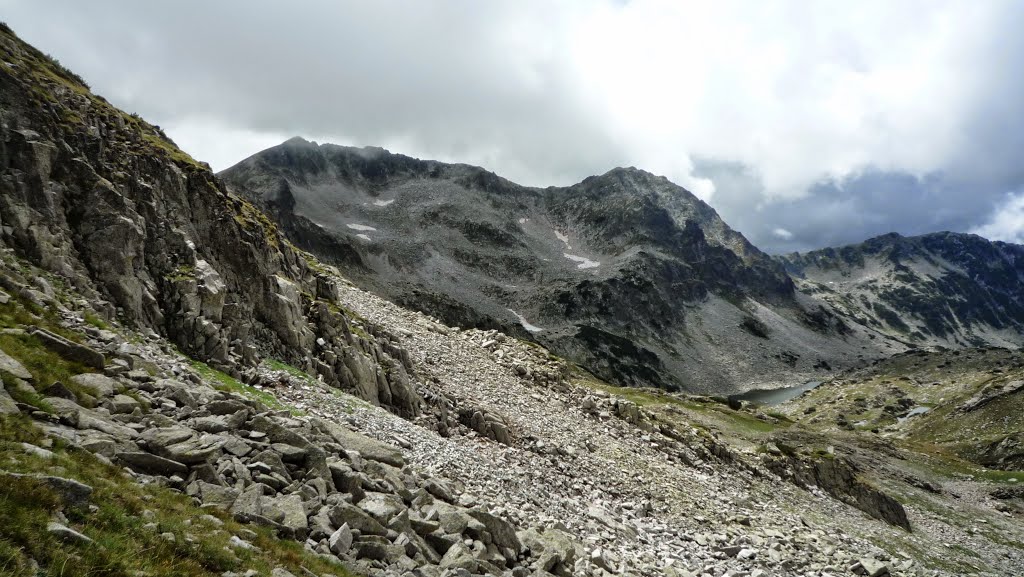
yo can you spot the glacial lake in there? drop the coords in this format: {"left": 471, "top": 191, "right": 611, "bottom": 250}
{"left": 730, "top": 380, "right": 822, "bottom": 406}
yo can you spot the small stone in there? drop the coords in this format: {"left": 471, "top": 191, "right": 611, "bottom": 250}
{"left": 328, "top": 523, "right": 353, "bottom": 556}
{"left": 228, "top": 535, "right": 259, "bottom": 551}
{"left": 853, "top": 558, "right": 890, "bottom": 577}
{"left": 47, "top": 522, "right": 93, "bottom": 545}
{"left": 20, "top": 443, "right": 55, "bottom": 459}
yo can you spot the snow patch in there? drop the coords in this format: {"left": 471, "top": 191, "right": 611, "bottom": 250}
{"left": 563, "top": 253, "right": 600, "bottom": 269}
{"left": 518, "top": 218, "right": 528, "bottom": 224}
{"left": 554, "top": 230, "right": 571, "bottom": 250}
{"left": 508, "top": 309, "right": 544, "bottom": 333}
{"left": 347, "top": 223, "right": 377, "bottom": 232}
{"left": 373, "top": 199, "right": 395, "bottom": 207}
{"left": 356, "top": 234, "right": 372, "bottom": 241}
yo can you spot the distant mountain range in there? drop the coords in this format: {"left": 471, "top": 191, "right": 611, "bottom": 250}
{"left": 778, "top": 231, "right": 1024, "bottom": 347}
{"left": 219, "top": 138, "right": 1024, "bottom": 393}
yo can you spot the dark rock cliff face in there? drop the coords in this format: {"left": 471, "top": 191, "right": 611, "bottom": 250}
{"left": 763, "top": 449, "right": 911, "bottom": 531}
{"left": 778, "top": 232, "right": 1024, "bottom": 347}
{"left": 0, "top": 26, "right": 420, "bottom": 418}
{"left": 221, "top": 138, "right": 846, "bottom": 393}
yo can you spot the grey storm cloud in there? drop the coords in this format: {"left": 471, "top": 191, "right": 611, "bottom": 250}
{"left": 4, "top": 0, "right": 1024, "bottom": 252}
{"left": 694, "top": 160, "right": 1012, "bottom": 253}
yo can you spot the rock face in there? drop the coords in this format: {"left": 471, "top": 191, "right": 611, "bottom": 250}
{"left": 0, "top": 26, "right": 419, "bottom": 418}
{"left": 778, "top": 232, "right": 1024, "bottom": 348}
{"left": 764, "top": 449, "right": 911, "bottom": 531}
{"left": 219, "top": 139, "right": 885, "bottom": 393}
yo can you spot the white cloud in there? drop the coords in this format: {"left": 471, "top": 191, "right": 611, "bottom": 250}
{"left": 568, "top": 0, "right": 1000, "bottom": 200}
{"left": 772, "top": 228, "right": 794, "bottom": 241}
{"left": 162, "top": 119, "right": 290, "bottom": 172}
{"left": 972, "top": 193, "right": 1024, "bottom": 244}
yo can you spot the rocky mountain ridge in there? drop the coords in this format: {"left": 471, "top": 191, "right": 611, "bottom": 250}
{"left": 222, "top": 139, "right": 887, "bottom": 394}
{"left": 778, "top": 231, "right": 1024, "bottom": 348}
{"left": 221, "top": 139, "right": 1024, "bottom": 396}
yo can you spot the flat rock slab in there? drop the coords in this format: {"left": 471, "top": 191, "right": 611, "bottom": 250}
{"left": 0, "top": 346, "right": 32, "bottom": 380}
{"left": 44, "top": 396, "right": 139, "bottom": 440}
{"left": 30, "top": 328, "right": 105, "bottom": 369}
{"left": 315, "top": 418, "right": 405, "bottom": 467}
{"left": 1, "top": 472, "right": 93, "bottom": 509}
{"left": 329, "top": 523, "right": 353, "bottom": 556}
{"left": 70, "top": 374, "right": 121, "bottom": 398}
{"left": 328, "top": 502, "right": 388, "bottom": 536}
{"left": 47, "top": 521, "right": 93, "bottom": 545}
{"left": 140, "top": 425, "right": 195, "bottom": 449}
{"left": 158, "top": 435, "right": 226, "bottom": 465}
{"left": 117, "top": 451, "right": 189, "bottom": 476}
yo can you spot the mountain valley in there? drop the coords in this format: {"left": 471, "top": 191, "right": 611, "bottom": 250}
{"left": 0, "top": 22, "right": 1021, "bottom": 577}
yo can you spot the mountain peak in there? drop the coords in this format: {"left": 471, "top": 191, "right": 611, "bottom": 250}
{"left": 281, "top": 135, "right": 313, "bottom": 146}
{"left": 222, "top": 139, "right": 807, "bottom": 392}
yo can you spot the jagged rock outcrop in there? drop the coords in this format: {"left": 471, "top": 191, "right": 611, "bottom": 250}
{"left": 761, "top": 441, "right": 911, "bottom": 531}
{"left": 0, "top": 25, "right": 420, "bottom": 418}
{"left": 777, "top": 452, "right": 909, "bottom": 530}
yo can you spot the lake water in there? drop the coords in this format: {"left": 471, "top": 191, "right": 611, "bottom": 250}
{"left": 898, "top": 406, "right": 931, "bottom": 424}
{"left": 731, "top": 380, "right": 822, "bottom": 406}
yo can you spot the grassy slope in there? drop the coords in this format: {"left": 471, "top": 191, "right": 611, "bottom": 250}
{"left": 0, "top": 415, "right": 352, "bottom": 577}
{"left": 779, "top": 347, "right": 1024, "bottom": 477}
{"left": 571, "top": 367, "right": 792, "bottom": 441}
{"left": 0, "top": 268, "right": 353, "bottom": 576}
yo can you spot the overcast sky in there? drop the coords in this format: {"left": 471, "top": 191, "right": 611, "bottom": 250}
{"left": 4, "top": 1, "right": 1024, "bottom": 252}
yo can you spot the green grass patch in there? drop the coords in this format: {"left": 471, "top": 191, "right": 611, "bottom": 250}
{"left": 0, "top": 414, "right": 354, "bottom": 577}
{"left": 82, "top": 312, "right": 108, "bottom": 330}
{"left": 265, "top": 359, "right": 315, "bottom": 383}
{"left": 1, "top": 373, "right": 53, "bottom": 413}
{"left": 974, "top": 468, "right": 1024, "bottom": 484}
{"left": 0, "top": 295, "right": 84, "bottom": 344}
{"left": 188, "top": 359, "right": 294, "bottom": 413}
{"left": 864, "top": 532, "right": 981, "bottom": 575}
{"left": 572, "top": 369, "right": 786, "bottom": 438}
{"left": 166, "top": 264, "right": 196, "bottom": 283}
{"left": 905, "top": 444, "right": 1024, "bottom": 485}
{"left": 0, "top": 299, "right": 42, "bottom": 329}
{"left": 764, "top": 410, "right": 795, "bottom": 423}
{"left": 0, "top": 332, "right": 96, "bottom": 402}
{"left": 231, "top": 197, "right": 282, "bottom": 249}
